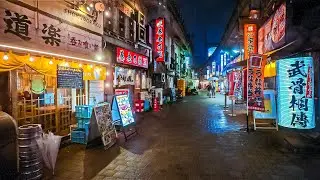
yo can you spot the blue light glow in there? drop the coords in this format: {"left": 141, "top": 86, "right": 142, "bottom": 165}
{"left": 277, "top": 57, "right": 315, "bottom": 129}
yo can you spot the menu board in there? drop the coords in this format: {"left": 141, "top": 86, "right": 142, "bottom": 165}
{"left": 93, "top": 103, "right": 116, "bottom": 147}
{"left": 115, "top": 95, "right": 135, "bottom": 127}
{"left": 57, "top": 66, "right": 83, "bottom": 89}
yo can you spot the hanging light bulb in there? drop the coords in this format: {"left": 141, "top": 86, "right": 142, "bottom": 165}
{"left": 3, "top": 54, "right": 9, "bottom": 61}
{"left": 29, "top": 56, "right": 34, "bottom": 62}
{"left": 49, "top": 60, "right": 53, "bottom": 65}
{"left": 79, "top": 63, "right": 83, "bottom": 68}
{"left": 106, "top": 71, "right": 110, "bottom": 76}
{"left": 89, "top": 64, "right": 93, "bottom": 68}
{"left": 65, "top": 62, "right": 69, "bottom": 67}
{"left": 89, "top": 3, "right": 94, "bottom": 8}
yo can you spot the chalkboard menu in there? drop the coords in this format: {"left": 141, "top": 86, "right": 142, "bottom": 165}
{"left": 57, "top": 66, "right": 83, "bottom": 89}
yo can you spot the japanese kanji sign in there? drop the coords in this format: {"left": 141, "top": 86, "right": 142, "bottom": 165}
{"left": 244, "top": 24, "right": 258, "bottom": 60}
{"left": 247, "top": 54, "right": 265, "bottom": 111}
{"left": 154, "top": 18, "right": 165, "bottom": 62}
{"left": 116, "top": 47, "right": 148, "bottom": 69}
{"left": 277, "top": 57, "right": 315, "bottom": 129}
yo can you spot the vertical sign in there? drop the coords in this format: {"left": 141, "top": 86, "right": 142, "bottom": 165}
{"left": 247, "top": 54, "right": 265, "bottom": 111}
{"left": 244, "top": 24, "right": 258, "bottom": 60}
{"left": 234, "top": 71, "right": 243, "bottom": 100}
{"left": 220, "top": 54, "right": 224, "bottom": 72}
{"left": 154, "top": 18, "right": 165, "bottom": 62}
{"left": 277, "top": 57, "right": 315, "bottom": 129}
{"left": 212, "top": 62, "right": 216, "bottom": 76}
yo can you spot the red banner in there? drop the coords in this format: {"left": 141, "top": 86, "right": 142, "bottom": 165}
{"left": 154, "top": 18, "right": 165, "bottom": 62}
{"left": 306, "top": 65, "right": 312, "bottom": 98}
{"left": 116, "top": 47, "right": 148, "bottom": 68}
{"left": 244, "top": 24, "right": 258, "bottom": 60}
{"left": 228, "top": 72, "right": 235, "bottom": 96}
{"left": 247, "top": 54, "right": 265, "bottom": 111}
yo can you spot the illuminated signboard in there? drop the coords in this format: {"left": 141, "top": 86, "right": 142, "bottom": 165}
{"left": 258, "top": 3, "right": 286, "bottom": 54}
{"left": 220, "top": 54, "right": 224, "bottom": 72}
{"left": 224, "top": 53, "right": 227, "bottom": 66}
{"left": 154, "top": 18, "right": 165, "bottom": 62}
{"left": 116, "top": 47, "right": 148, "bottom": 68}
{"left": 244, "top": 24, "right": 258, "bottom": 60}
{"left": 212, "top": 62, "right": 216, "bottom": 75}
{"left": 277, "top": 57, "right": 315, "bottom": 129}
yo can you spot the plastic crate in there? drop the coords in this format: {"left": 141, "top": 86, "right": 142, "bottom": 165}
{"left": 77, "top": 118, "right": 90, "bottom": 129}
{"left": 75, "top": 105, "right": 93, "bottom": 118}
{"left": 71, "top": 129, "right": 87, "bottom": 144}
{"left": 84, "top": 122, "right": 90, "bottom": 136}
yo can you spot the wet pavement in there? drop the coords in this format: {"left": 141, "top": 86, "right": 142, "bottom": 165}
{"left": 52, "top": 93, "right": 320, "bottom": 180}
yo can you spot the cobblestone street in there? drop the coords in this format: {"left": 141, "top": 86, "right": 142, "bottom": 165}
{"left": 86, "top": 93, "right": 320, "bottom": 180}
{"left": 50, "top": 93, "right": 320, "bottom": 180}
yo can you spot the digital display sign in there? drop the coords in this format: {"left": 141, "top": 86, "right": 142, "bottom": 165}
{"left": 277, "top": 57, "right": 314, "bottom": 129}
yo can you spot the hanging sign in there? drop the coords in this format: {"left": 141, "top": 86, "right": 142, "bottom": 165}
{"left": 112, "top": 95, "right": 135, "bottom": 127}
{"left": 244, "top": 24, "right": 258, "bottom": 60}
{"left": 116, "top": 47, "right": 148, "bottom": 68}
{"left": 115, "top": 89, "right": 130, "bottom": 95}
{"left": 114, "top": 67, "right": 135, "bottom": 86}
{"left": 247, "top": 54, "right": 265, "bottom": 111}
{"left": 57, "top": 66, "right": 83, "bottom": 89}
{"left": 154, "top": 18, "right": 165, "bottom": 62}
{"left": 277, "top": 57, "right": 315, "bottom": 129}
{"left": 258, "top": 3, "right": 286, "bottom": 54}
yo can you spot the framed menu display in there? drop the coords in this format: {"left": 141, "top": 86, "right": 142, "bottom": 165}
{"left": 88, "top": 103, "right": 117, "bottom": 148}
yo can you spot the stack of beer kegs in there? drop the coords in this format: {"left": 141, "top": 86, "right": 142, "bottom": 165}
{"left": 18, "top": 124, "right": 43, "bottom": 180}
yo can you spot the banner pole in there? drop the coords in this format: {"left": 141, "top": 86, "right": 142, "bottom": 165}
{"left": 247, "top": 57, "right": 250, "bottom": 133}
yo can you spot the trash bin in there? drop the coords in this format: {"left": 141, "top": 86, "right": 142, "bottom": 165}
{"left": 0, "top": 111, "right": 19, "bottom": 179}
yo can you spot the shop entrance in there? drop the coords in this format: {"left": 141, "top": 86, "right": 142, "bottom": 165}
{"left": 0, "top": 72, "right": 10, "bottom": 114}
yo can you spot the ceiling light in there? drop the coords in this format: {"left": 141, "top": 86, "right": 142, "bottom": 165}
{"left": 3, "top": 54, "right": 8, "bottom": 61}
{"left": 29, "top": 56, "right": 34, "bottom": 62}
{"left": 49, "top": 60, "right": 53, "bottom": 65}
{"left": 105, "top": 11, "right": 110, "bottom": 17}
{"left": 89, "top": 3, "right": 94, "bottom": 8}
{"left": 79, "top": 63, "right": 83, "bottom": 67}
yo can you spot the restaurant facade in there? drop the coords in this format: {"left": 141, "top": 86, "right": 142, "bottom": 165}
{"left": 0, "top": 0, "right": 109, "bottom": 135}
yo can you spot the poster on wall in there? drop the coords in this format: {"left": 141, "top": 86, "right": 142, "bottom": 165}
{"left": 258, "top": 3, "right": 286, "bottom": 54}
{"left": 114, "top": 67, "right": 135, "bottom": 86}
{"left": 253, "top": 90, "right": 276, "bottom": 119}
{"left": 277, "top": 57, "right": 314, "bottom": 129}
{"left": 112, "top": 95, "right": 135, "bottom": 127}
{"left": 247, "top": 54, "right": 265, "bottom": 111}
{"left": 243, "top": 24, "right": 258, "bottom": 60}
{"left": 154, "top": 18, "right": 165, "bottom": 62}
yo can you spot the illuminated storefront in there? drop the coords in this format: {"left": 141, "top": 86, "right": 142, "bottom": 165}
{"left": 0, "top": 0, "right": 108, "bottom": 135}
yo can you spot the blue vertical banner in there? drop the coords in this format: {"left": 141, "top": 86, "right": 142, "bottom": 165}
{"left": 277, "top": 57, "right": 315, "bottom": 129}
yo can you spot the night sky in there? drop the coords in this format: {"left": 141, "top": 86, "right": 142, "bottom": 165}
{"left": 176, "top": 0, "right": 236, "bottom": 67}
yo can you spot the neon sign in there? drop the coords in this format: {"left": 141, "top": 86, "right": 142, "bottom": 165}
{"left": 277, "top": 57, "right": 315, "bottom": 129}
{"left": 154, "top": 18, "right": 165, "bottom": 62}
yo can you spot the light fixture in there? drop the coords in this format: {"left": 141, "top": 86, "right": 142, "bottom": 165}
{"left": 105, "top": 11, "right": 110, "bottom": 17}
{"left": 163, "top": 5, "right": 166, "bottom": 8}
{"left": 159, "top": 2, "right": 162, "bottom": 5}
{"left": 79, "top": 63, "right": 83, "bottom": 67}
{"left": 0, "top": 44, "right": 109, "bottom": 65}
{"left": 232, "top": 50, "right": 240, "bottom": 53}
{"left": 105, "top": 83, "right": 110, "bottom": 88}
{"left": 3, "top": 54, "right": 8, "bottom": 61}
{"left": 65, "top": 62, "right": 69, "bottom": 67}
{"left": 49, "top": 60, "right": 53, "bottom": 65}
{"left": 29, "top": 56, "right": 34, "bottom": 62}
{"left": 89, "top": 3, "right": 94, "bottom": 8}
{"left": 96, "top": 55, "right": 103, "bottom": 61}
{"left": 89, "top": 64, "right": 93, "bottom": 68}
{"left": 106, "top": 71, "right": 110, "bottom": 76}
{"left": 86, "top": 6, "right": 91, "bottom": 11}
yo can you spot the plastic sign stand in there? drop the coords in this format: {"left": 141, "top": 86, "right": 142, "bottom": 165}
{"left": 111, "top": 95, "right": 137, "bottom": 141}
{"left": 253, "top": 90, "right": 278, "bottom": 131}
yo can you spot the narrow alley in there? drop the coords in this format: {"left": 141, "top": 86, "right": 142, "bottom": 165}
{"left": 51, "top": 93, "right": 320, "bottom": 180}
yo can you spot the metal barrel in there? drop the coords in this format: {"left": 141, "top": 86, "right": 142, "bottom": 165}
{"left": 18, "top": 124, "right": 43, "bottom": 180}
